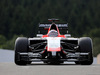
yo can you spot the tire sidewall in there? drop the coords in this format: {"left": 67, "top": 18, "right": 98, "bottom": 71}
{"left": 14, "top": 37, "right": 28, "bottom": 65}
{"left": 78, "top": 37, "right": 93, "bottom": 53}
{"left": 78, "top": 37, "right": 93, "bottom": 65}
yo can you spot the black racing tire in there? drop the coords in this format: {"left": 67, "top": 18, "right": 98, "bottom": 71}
{"left": 14, "top": 37, "right": 29, "bottom": 65}
{"left": 78, "top": 37, "right": 93, "bottom": 65}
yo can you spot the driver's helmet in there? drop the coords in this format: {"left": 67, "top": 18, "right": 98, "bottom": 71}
{"left": 48, "top": 29, "right": 58, "bottom": 37}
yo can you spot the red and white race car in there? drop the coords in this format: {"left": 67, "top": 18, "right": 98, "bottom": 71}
{"left": 14, "top": 19, "right": 93, "bottom": 65}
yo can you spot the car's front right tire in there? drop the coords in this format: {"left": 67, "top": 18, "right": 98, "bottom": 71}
{"left": 78, "top": 37, "right": 93, "bottom": 65}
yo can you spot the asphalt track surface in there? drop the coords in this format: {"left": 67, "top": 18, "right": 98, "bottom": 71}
{"left": 0, "top": 49, "right": 100, "bottom": 75}
{"left": 0, "top": 63, "right": 100, "bottom": 75}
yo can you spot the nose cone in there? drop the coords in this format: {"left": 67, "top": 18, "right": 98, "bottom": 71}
{"left": 51, "top": 51, "right": 56, "bottom": 57}
{"left": 48, "top": 51, "right": 60, "bottom": 59}
{"left": 47, "top": 37, "right": 61, "bottom": 51}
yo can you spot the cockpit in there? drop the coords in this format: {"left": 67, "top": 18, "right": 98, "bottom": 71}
{"left": 48, "top": 30, "right": 58, "bottom": 37}
{"left": 48, "top": 24, "right": 58, "bottom": 37}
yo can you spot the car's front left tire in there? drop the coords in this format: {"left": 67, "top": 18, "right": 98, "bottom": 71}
{"left": 14, "top": 37, "right": 30, "bottom": 65}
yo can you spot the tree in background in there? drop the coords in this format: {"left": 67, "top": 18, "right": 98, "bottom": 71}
{"left": 0, "top": 0, "right": 100, "bottom": 56}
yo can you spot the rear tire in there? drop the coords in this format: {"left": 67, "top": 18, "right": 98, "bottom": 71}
{"left": 78, "top": 37, "right": 93, "bottom": 65}
{"left": 14, "top": 37, "right": 29, "bottom": 65}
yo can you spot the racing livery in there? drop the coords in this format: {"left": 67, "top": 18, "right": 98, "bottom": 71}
{"left": 14, "top": 19, "right": 93, "bottom": 65}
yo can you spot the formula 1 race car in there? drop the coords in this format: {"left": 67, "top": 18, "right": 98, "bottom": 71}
{"left": 14, "top": 19, "right": 93, "bottom": 65}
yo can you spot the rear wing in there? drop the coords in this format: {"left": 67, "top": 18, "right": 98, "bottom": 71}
{"left": 38, "top": 23, "right": 68, "bottom": 34}
{"left": 39, "top": 23, "right": 68, "bottom": 30}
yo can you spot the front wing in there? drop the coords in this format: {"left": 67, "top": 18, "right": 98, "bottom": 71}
{"left": 17, "top": 52, "right": 91, "bottom": 62}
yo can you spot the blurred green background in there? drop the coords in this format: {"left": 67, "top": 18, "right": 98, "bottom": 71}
{"left": 0, "top": 0, "right": 100, "bottom": 57}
